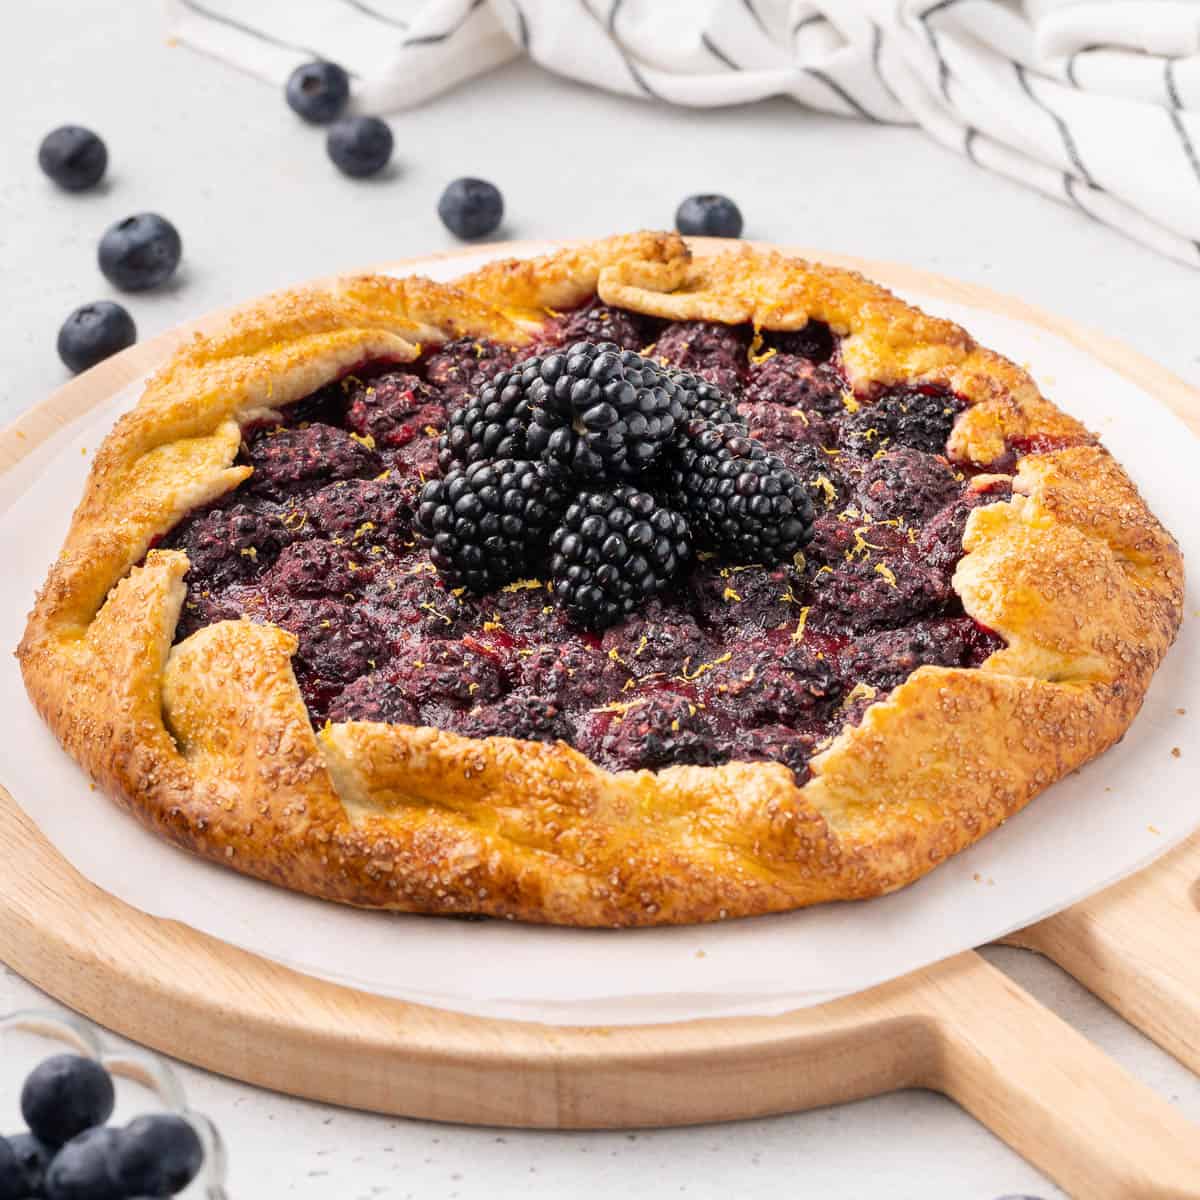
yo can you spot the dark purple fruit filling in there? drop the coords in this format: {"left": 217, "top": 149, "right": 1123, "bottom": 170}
{"left": 159, "top": 307, "right": 1010, "bottom": 781}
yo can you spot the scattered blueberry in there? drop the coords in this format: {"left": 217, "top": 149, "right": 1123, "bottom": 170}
{"left": 285, "top": 59, "right": 351, "bottom": 124}
{"left": 110, "top": 1114, "right": 203, "bottom": 1198}
{"left": 98, "top": 213, "right": 182, "bottom": 292}
{"left": 675, "top": 193, "right": 743, "bottom": 239}
{"left": 0, "top": 1138, "right": 23, "bottom": 1200}
{"left": 326, "top": 116, "right": 393, "bottom": 178}
{"left": 57, "top": 301, "right": 137, "bottom": 373}
{"left": 38, "top": 125, "right": 108, "bottom": 191}
{"left": 21, "top": 1054, "right": 115, "bottom": 1147}
{"left": 3, "top": 1132, "right": 53, "bottom": 1197}
{"left": 437, "top": 177, "right": 504, "bottom": 240}
{"left": 43, "top": 1126, "right": 124, "bottom": 1200}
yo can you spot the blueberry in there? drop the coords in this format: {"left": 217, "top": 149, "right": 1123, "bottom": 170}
{"left": 0, "top": 1138, "right": 23, "bottom": 1200}
{"left": 437, "top": 177, "right": 504, "bottom": 240}
{"left": 43, "top": 1127, "right": 123, "bottom": 1200}
{"left": 38, "top": 125, "right": 107, "bottom": 191}
{"left": 98, "top": 213, "right": 182, "bottom": 291}
{"left": 675, "top": 194, "right": 743, "bottom": 239}
{"left": 21, "top": 1055, "right": 115, "bottom": 1147}
{"left": 285, "top": 59, "right": 351, "bottom": 124}
{"left": 57, "top": 301, "right": 137, "bottom": 373}
{"left": 110, "top": 1114, "right": 203, "bottom": 1198}
{"left": 1, "top": 1132, "right": 53, "bottom": 1198}
{"left": 326, "top": 116, "right": 393, "bottom": 178}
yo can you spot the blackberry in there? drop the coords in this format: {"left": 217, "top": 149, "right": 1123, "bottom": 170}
{"left": 763, "top": 321, "right": 836, "bottom": 363}
{"left": 600, "top": 602, "right": 707, "bottom": 680}
{"left": 451, "top": 692, "right": 568, "bottom": 743}
{"left": 329, "top": 668, "right": 420, "bottom": 725}
{"left": 424, "top": 337, "right": 517, "bottom": 406}
{"left": 730, "top": 725, "right": 819, "bottom": 782}
{"left": 686, "top": 562, "right": 805, "bottom": 632}
{"left": 549, "top": 487, "right": 691, "bottom": 630}
{"left": 415, "top": 458, "right": 566, "bottom": 593}
{"left": 344, "top": 371, "right": 440, "bottom": 448}
{"left": 667, "top": 367, "right": 742, "bottom": 426}
{"left": 594, "top": 692, "right": 723, "bottom": 771}
{"left": 666, "top": 420, "right": 814, "bottom": 563}
{"left": 302, "top": 474, "right": 419, "bottom": 548}
{"left": 526, "top": 341, "right": 683, "bottom": 480}
{"left": 744, "top": 353, "right": 844, "bottom": 414}
{"left": 846, "top": 617, "right": 1004, "bottom": 692}
{"left": 550, "top": 298, "right": 649, "bottom": 351}
{"left": 266, "top": 539, "right": 369, "bottom": 600}
{"left": 722, "top": 647, "right": 842, "bottom": 724}
{"left": 164, "top": 498, "right": 288, "bottom": 587}
{"left": 857, "top": 447, "right": 961, "bottom": 524}
{"left": 843, "top": 386, "right": 964, "bottom": 457}
{"left": 437, "top": 359, "right": 538, "bottom": 472}
{"left": 244, "top": 422, "right": 380, "bottom": 499}
{"left": 651, "top": 321, "right": 747, "bottom": 393}
{"left": 517, "top": 642, "right": 608, "bottom": 708}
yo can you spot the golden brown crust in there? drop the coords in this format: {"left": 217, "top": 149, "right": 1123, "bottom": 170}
{"left": 17, "top": 234, "right": 1185, "bottom": 926}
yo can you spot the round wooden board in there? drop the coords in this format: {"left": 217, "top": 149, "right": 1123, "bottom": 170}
{"left": 4, "top": 242, "right": 1200, "bottom": 1197}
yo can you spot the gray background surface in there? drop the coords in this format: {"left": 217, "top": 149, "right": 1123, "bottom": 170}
{"left": 2, "top": 4, "right": 1198, "bottom": 1197}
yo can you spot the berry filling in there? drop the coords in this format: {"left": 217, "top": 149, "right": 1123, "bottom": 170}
{"left": 159, "top": 309, "right": 1010, "bottom": 782}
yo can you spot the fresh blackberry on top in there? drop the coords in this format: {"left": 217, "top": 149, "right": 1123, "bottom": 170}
{"left": 525, "top": 341, "right": 683, "bottom": 480}
{"left": 666, "top": 366, "right": 743, "bottom": 427}
{"left": 549, "top": 486, "right": 691, "bottom": 630}
{"left": 438, "top": 358, "right": 540, "bottom": 472}
{"left": 666, "top": 418, "right": 814, "bottom": 563}
{"left": 416, "top": 458, "right": 566, "bottom": 593}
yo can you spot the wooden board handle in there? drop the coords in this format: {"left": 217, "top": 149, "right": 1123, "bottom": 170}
{"left": 1006, "top": 832, "right": 1200, "bottom": 1075}
{"left": 914, "top": 953, "right": 1200, "bottom": 1199}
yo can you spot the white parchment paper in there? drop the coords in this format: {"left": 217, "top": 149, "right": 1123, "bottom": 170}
{"left": 2, "top": 250, "right": 1197, "bottom": 1026}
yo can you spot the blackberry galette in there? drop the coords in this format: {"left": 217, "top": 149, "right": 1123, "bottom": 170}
{"left": 19, "top": 234, "right": 1183, "bottom": 926}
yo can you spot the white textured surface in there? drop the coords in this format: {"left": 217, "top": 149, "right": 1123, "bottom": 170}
{"left": 1, "top": 2, "right": 1198, "bottom": 1196}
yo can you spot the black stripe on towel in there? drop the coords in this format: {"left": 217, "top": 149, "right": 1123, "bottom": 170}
{"left": 808, "top": 69, "right": 882, "bottom": 122}
{"left": 579, "top": 0, "right": 656, "bottom": 98}
{"left": 741, "top": 0, "right": 769, "bottom": 37}
{"left": 1165, "top": 57, "right": 1183, "bottom": 110}
{"left": 792, "top": 13, "right": 824, "bottom": 37}
{"left": 1169, "top": 105, "right": 1200, "bottom": 186}
{"left": 701, "top": 33, "right": 740, "bottom": 71}
{"left": 1016, "top": 63, "right": 1096, "bottom": 187}
{"left": 509, "top": 0, "right": 530, "bottom": 50}
{"left": 177, "top": 0, "right": 327, "bottom": 61}
{"left": 402, "top": 0, "right": 485, "bottom": 47}
{"left": 870, "top": 21, "right": 903, "bottom": 108}
{"left": 1065, "top": 43, "right": 1100, "bottom": 89}
{"left": 340, "top": 0, "right": 409, "bottom": 29}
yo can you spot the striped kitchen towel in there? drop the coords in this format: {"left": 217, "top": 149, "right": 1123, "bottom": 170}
{"left": 169, "top": 0, "right": 1200, "bottom": 267}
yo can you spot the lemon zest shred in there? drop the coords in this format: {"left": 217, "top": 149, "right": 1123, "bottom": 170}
{"left": 680, "top": 652, "right": 732, "bottom": 681}
{"left": 791, "top": 606, "right": 812, "bottom": 643}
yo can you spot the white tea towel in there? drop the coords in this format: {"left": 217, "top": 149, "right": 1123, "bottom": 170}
{"left": 169, "top": 0, "right": 1200, "bottom": 268}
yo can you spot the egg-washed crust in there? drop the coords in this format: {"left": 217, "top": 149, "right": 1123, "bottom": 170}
{"left": 17, "top": 232, "right": 1184, "bottom": 926}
